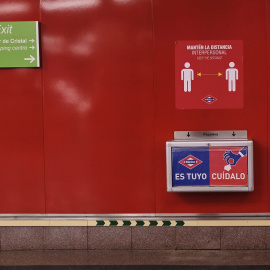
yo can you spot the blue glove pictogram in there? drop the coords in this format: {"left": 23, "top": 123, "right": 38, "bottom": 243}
{"left": 223, "top": 151, "right": 242, "bottom": 165}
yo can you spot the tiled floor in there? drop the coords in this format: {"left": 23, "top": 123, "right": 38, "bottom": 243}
{"left": 0, "top": 250, "right": 270, "bottom": 265}
{"left": 2, "top": 226, "right": 270, "bottom": 251}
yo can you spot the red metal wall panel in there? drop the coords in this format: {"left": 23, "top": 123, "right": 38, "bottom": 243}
{"left": 41, "top": 0, "right": 155, "bottom": 213}
{"left": 154, "top": 0, "right": 268, "bottom": 213}
{"left": 0, "top": 0, "right": 268, "bottom": 214}
{"left": 0, "top": 0, "right": 45, "bottom": 213}
{"left": 267, "top": 0, "right": 270, "bottom": 213}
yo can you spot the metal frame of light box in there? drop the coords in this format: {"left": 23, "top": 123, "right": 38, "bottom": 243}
{"left": 166, "top": 140, "right": 254, "bottom": 192}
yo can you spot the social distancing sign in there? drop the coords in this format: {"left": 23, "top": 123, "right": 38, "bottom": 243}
{"left": 172, "top": 146, "right": 248, "bottom": 187}
{"left": 175, "top": 40, "right": 243, "bottom": 109}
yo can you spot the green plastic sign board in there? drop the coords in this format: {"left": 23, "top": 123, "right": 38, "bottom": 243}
{"left": 0, "top": 21, "right": 39, "bottom": 68}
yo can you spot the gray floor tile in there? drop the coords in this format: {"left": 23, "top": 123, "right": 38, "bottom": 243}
{"left": 0, "top": 227, "right": 44, "bottom": 251}
{"left": 132, "top": 227, "right": 176, "bottom": 250}
{"left": 221, "top": 226, "right": 266, "bottom": 250}
{"left": 44, "top": 226, "right": 87, "bottom": 250}
{"left": 0, "top": 250, "right": 89, "bottom": 265}
{"left": 176, "top": 226, "right": 221, "bottom": 249}
{"left": 88, "top": 227, "right": 131, "bottom": 250}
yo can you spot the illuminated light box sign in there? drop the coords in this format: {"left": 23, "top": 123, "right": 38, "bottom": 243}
{"left": 0, "top": 21, "right": 39, "bottom": 68}
{"left": 166, "top": 131, "right": 253, "bottom": 192}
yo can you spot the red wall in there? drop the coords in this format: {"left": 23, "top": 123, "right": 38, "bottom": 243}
{"left": 0, "top": 0, "right": 268, "bottom": 213}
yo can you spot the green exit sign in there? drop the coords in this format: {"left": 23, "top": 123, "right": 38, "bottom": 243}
{"left": 0, "top": 21, "right": 39, "bottom": 68}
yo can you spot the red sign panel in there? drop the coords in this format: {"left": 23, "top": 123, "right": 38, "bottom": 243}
{"left": 209, "top": 146, "right": 248, "bottom": 186}
{"left": 175, "top": 40, "right": 243, "bottom": 109}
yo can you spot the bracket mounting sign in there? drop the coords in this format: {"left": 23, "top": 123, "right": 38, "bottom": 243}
{"left": 0, "top": 21, "right": 39, "bottom": 68}
{"left": 166, "top": 130, "right": 253, "bottom": 192}
{"left": 174, "top": 130, "right": 247, "bottom": 140}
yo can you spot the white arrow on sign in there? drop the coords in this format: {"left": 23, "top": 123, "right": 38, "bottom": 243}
{"left": 24, "top": 55, "right": 35, "bottom": 63}
{"left": 29, "top": 39, "right": 35, "bottom": 43}
{"left": 29, "top": 46, "right": 35, "bottom": 50}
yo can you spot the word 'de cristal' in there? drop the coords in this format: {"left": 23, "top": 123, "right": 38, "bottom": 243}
{"left": 2, "top": 39, "right": 28, "bottom": 44}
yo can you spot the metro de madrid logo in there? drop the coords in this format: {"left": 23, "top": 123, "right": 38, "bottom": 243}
{"left": 202, "top": 95, "right": 217, "bottom": 105}
{"left": 179, "top": 155, "right": 203, "bottom": 169}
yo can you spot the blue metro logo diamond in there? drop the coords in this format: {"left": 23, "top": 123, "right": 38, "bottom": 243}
{"left": 179, "top": 155, "right": 203, "bottom": 170}
{"left": 202, "top": 95, "right": 217, "bottom": 105}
